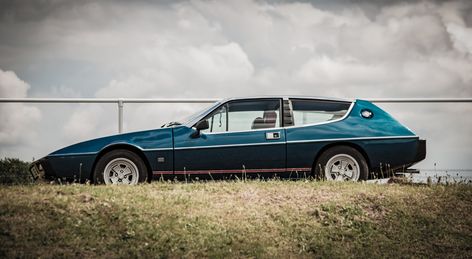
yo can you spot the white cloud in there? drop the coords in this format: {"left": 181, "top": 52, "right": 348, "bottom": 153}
{"left": 0, "top": 69, "right": 41, "bottom": 146}
{"left": 95, "top": 42, "right": 254, "bottom": 99}
{"left": 63, "top": 105, "right": 106, "bottom": 141}
{"left": 0, "top": 69, "right": 29, "bottom": 97}
{"left": 447, "top": 23, "right": 472, "bottom": 54}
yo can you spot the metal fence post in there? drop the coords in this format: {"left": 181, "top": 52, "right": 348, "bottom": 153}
{"left": 118, "top": 99, "right": 124, "bottom": 133}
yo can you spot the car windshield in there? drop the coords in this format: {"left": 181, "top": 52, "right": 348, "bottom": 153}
{"left": 161, "top": 101, "right": 221, "bottom": 128}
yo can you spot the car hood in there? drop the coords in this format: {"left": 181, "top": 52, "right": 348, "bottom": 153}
{"left": 49, "top": 127, "right": 176, "bottom": 157}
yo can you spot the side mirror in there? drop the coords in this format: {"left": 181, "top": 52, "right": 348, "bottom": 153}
{"left": 191, "top": 120, "right": 209, "bottom": 138}
{"left": 195, "top": 120, "right": 209, "bottom": 131}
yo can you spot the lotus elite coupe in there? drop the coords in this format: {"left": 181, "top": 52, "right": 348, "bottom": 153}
{"left": 30, "top": 96, "right": 426, "bottom": 184}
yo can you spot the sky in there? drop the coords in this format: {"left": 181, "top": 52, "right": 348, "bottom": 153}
{"left": 0, "top": 0, "right": 471, "bottom": 169}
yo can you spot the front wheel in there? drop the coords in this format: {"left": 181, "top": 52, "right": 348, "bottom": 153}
{"left": 314, "top": 146, "right": 369, "bottom": 181}
{"left": 93, "top": 149, "right": 148, "bottom": 185}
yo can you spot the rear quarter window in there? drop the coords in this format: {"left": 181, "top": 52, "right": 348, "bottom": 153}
{"left": 290, "top": 99, "right": 351, "bottom": 126}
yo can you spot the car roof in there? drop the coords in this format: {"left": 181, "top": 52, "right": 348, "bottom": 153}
{"left": 221, "top": 95, "right": 354, "bottom": 103}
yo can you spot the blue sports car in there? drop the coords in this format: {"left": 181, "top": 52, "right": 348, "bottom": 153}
{"left": 30, "top": 96, "right": 426, "bottom": 184}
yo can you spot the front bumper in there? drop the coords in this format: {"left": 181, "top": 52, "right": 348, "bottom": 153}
{"left": 29, "top": 158, "right": 56, "bottom": 180}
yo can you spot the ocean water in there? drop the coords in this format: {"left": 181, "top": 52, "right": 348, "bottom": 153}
{"left": 400, "top": 169, "right": 472, "bottom": 184}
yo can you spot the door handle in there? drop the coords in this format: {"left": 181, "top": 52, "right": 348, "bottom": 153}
{"left": 266, "top": 131, "right": 281, "bottom": 140}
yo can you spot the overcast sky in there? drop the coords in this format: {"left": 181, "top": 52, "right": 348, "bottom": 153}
{"left": 0, "top": 0, "right": 471, "bottom": 169}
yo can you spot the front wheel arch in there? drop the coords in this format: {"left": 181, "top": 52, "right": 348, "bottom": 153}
{"left": 91, "top": 144, "right": 152, "bottom": 183}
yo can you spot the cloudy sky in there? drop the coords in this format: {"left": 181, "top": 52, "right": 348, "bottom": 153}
{"left": 0, "top": 0, "right": 471, "bottom": 169}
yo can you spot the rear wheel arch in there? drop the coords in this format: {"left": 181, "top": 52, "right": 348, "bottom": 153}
{"left": 92, "top": 144, "right": 152, "bottom": 183}
{"left": 312, "top": 142, "right": 370, "bottom": 178}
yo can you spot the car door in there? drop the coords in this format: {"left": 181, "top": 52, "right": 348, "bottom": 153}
{"left": 173, "top": 98, "right": 286, "bottom": 175}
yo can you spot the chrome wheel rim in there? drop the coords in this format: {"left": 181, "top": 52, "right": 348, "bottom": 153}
{"left": 103, "top": 158, "right": 139, "bottom": 185}
{"left": 324, "top": 154, "right": 360, "bottom": 181}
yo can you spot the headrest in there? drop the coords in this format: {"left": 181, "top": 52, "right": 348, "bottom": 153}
{"left": 263, "top": 111, "right": 277, "bottom": 123}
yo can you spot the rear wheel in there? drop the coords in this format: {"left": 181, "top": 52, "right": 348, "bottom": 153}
{"left": 314, "top": 146, "right": 368, "bottom": 181}
{"left": 93, "top": 149, "right": 148, "bottom": 185}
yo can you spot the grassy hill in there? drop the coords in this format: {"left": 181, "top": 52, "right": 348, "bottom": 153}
{"left": 1, "top": 180, "right": 471, "bottom": 258}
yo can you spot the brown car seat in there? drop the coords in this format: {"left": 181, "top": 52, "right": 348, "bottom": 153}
{"left": 263, "top": 110, "right": 277, "bottom": 128}
{"left": 251, "top": 117, "right": 265, "bottom": 129}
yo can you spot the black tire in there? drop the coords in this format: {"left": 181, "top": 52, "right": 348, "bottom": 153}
{"left": 93, "top": 149, "right": 148, "bottom": 185}
{"left": 314, "top": 146, "right": 369, "bottom": 181}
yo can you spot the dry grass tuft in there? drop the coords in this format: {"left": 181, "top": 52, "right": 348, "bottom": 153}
{"left": 0, "top": 180, "right": 471, "bottom": 258}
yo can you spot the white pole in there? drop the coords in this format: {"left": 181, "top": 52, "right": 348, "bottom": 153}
{"left": 118, "top": 99, "right": 124, "bottom": 133}
{"left": 1, "top": 97, "right": 471, "bottom": 134}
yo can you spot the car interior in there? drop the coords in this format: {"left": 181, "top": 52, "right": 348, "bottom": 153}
{"left": 251, "top": 110, "right": 277, "bottom": 129}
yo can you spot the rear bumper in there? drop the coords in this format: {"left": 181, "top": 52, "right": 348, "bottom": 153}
{"left": 402, "top": 139, "right": 426, "bottom": 169}
{"left": 414, "top": 139, "right": 426, "bottom": 163}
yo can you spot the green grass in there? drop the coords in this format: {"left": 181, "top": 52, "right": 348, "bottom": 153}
{"left": 0, "top": 180, "right": 471, "bottom": 258}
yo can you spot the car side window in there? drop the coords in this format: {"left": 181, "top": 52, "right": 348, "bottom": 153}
{"left": 290, "top": 99, "right": 351, "bottom": 126}
{"left": 206, "top": 105, "right": 227, "bottom": 133}
{"left": 201, "top": 99, "right": 281, "bottom": 133}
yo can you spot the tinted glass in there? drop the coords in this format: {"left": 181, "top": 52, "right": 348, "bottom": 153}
{"left": 291, "top": 99, "right": 351, "bottom": 126}
{"left": 201, "top": 99, "right": 281, "bottom": 133}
